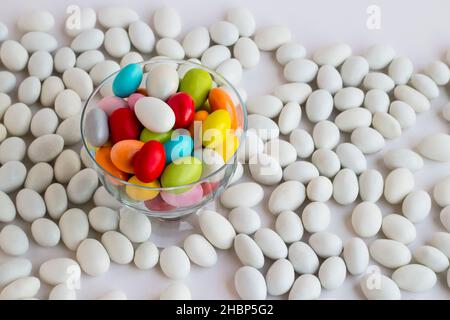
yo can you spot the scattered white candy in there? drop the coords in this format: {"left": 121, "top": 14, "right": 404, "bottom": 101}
{"left": 119, "top": 207, "right": 151, "bottom": 243}
{"left": 59, "top": 208, "right": 89, "bottom": 251}
{"left": 313, "top": 43, "right": 351, "bottom": 67}
{"left": 343, "top": 237, "right": 369, "bottom": 275}
{"left": 76, "top": 238, "right": 110, "bottom": 276}
{"left": 424, "top": 60, "right": 450, "bottom": 85}
{"left": 39, "top": 258, "right": 80, "bottom": 285}
{"left": 0, "top": 276, "right": 40, "bottom": 300}
{"left": 160, "top": 282, "right": 191, "bottom": 300}
{"left": 430, "top": 232, "right": 450, "bottom": 258}
{"left": 336, "top": 143, "right": 367, "bottom": 174}
{"left": 220, "top": 182, "right": 264, "bottom": 208}
{"left": 312, "top": 120, "right": 340, "bottom": 149}
{"left": 0, "top": 225, "right": 29, "bottom": 256}
{"left": 0, "top": 137, "right": 26, "bottom": 165}
{"left": 316, "top": 64, "right": 343, "bottom": 94}
{"left": 16, "top": 188, "right": 46, "bottom": 222}
{"left": 268, "top": 180, "right": 306, "bottom": 215}
{"left": 334, "top": 87, "right": 364, "bottom": 111}
{"left": 351, "top": 202, "right": 382, "bottom": 238}
{"left": 0, "top": 40, "right": 29, "bottom": 71}
{"left": 266, "top": 258, "right": 295, "bottom": 296}
{"left": 54, "top": 47, "right": 76, "bottom": 73}
{"left": 93, "top": 186, "right": 122, "bottom": 210}
{"left": 382, "top": 214, "right": 416, "bottom": 244}
{"left": 98, "top": 7, "right": 138, "bottom": 28}
{"left": 311, "top": 149, "right": 340, "bottom": 178}
{"left": 276, "top": 43, "right": 306, "bottom": 65}
{"left": 402, "top": 190, "right": 431, "bottom": 223}
{"left": 392, "top": 264, "right": 436, "bottom": 292}
{"left": 54, "top": 149, "right": 81, "bottom": 184}
{"left": 226, "top": 7, "right": 256, "bottom": 37}
{"left": 31, "top": 218, "right": 60, "bottom": 247}
{"left": 283, "top": 161, "right": 319, "bottom": 184}
{"left": 198, "top": 209, "right": 235, "bottom": 249}
{"left": 159, "top": 246, "right": 190, "bottom": 280}
{"left": 309, "top": 231, "right": 342, "bottom": 258}
{"left": 228, "top": 207, "right": 261, "bottom": 235}
{"left": 0, "top": 258, "right": 32, "bottom": 287}
{"left": 44, "top": 183, "right": 68, "bottom": 220}
{"left": 289, "top": 129, "right": 314, "bottom": 158}
{"left": 384, "top": 168, "right": 414, "bottom": 204}
{"left": 394, "top": 85, "right": 430, "bottom": 113}
{"left": 365, "top": 44, "right": 395, "bottom": 70}
{"left": 30, "top": 108, "right": 59, "bottom": 137}
{"left": 275, "top": 210, "right": 304, "bottom": 243}
{"left": 301, "top": 202, "right": 330, "bottom": 233}
{"left": 333, "top": 169, "right": 359, "bottom": 205}
{"left": 153, "top": 6, "right": 181, "bottom": 38}
{"left": 183, "top": 234, "right": 217, "bottom": 268}
{"left": 49, "top": 283, "right": 76, "bottom": 300}
{"left": 71, "top": 29, "right": 104, "bottom": 52}
{"left": 335, "top": 107, "right": 372, "bottom": 133}
{"left": 360, "top": 273, "right": 401, "bottom": 300}
{"left": 4, "top": 103, "right": 31, "bottom": 136}
{"left": 318, "top": 256, "right": 346, "bottom": 290}
{"left": 273, "top": 82, "right": 312, "bottom": 104}
{"left": 134, "top": 242, "right": 159, "bottom": 270}
{"left": 417, "top": 133, "right": 450, "bottom": 162}
{"left": 209, "top": 21, "right": 239, "bottom": 46}
{"left": 306, "top": 176, "right": 333, "bottom": 202}
{"left": 278, "top": 102, "right": 301, "bottom": 135}
{"left": 288, "top": 241, "right": 319, "bottom": 274}
{"left": 413, "top": 245, "right": 449, "bottom": 273}
{"left": 284, "top": 58, "right": 318, "bottom": 83}
{"left": 410, "top": 73, "right": 439, "bottom": 99}
{"left": 234, "top": 266, "right": 266, "bottom": 300}
{"left": 372, "top": 112, "right": 401, "bottom": 139}
{"left": 18, "top": 10, "right": 55, "bottom": 32}
{"left": 254, "top": 26, "right": 291, "bottom": 51}
{"left": 101, "top": 231, "right": 134, "bottom": 264}
{"left": 67, "top": 168, "right": 98, "bottom": 204}
{"left": 0, "top": 161, "right": 27, "bottom": 193}
{"left": 234, "top": 234, "right": 264, "bottom": 269}
{"left": 254, "top": 228, "right": 287, "bottom": 260}
{"left": 247, "top": 95, "right": 282, "bottom": 118}
{"left": 289, "top": 274, "right": 321, "bottom": 300}
{"left": 351, "top": 127, "right": 385, "bottom": 154}
{"left": 388, "top": 56, "right": 413, "bottom": 85}
{"left": 383, "top": 148, "right": 423, "bottom": 171}
{"left": 369, "top": 239, "right": 411, "bottom": 269}
{"left": 340, "top": 55, "right": 369, "bottom": 86}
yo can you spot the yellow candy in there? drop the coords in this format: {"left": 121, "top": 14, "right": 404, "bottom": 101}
{"left": 211, "top": 132, "right": 239, "bottom": 162}
{"left": 202, "top": 109, "right": 231, "bottom": 148}
{"left": 126, "top": 176, "right": 160, "bottom": 201}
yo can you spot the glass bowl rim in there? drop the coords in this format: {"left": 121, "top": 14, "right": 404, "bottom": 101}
{"left": 80, "top": 58, "right": 248, "bottom": 192}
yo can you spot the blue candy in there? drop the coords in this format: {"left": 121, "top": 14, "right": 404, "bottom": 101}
{"left": 164, "top": 135, "right": 194, "bottom": 164}
{"left": 112, "top": 63, "right": 143, "bottom": 98}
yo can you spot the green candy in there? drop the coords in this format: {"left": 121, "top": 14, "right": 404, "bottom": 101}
{"left": 179, "top": 68, "right": 212, "bottom": 109}
{"left": 140, "top": 129, "right": 173, "bottom": 143}
{"left": 161, "top": 156, "right": 203, "bottom": 193}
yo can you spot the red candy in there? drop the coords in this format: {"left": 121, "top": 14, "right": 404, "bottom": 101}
{"left": 133, "top": 140, "right": 166, "bottom": 183}
{"left": 109, "top": 108, "right": 141, "bottom": 144}
{"left": 167, "top": 92, "right": 195, "bottom": 129}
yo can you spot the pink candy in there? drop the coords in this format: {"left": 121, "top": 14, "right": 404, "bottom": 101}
{"left": 97, "top": 96, "right": 128, "bottom": 115}
{"left": 161, "top": 184, "right": 203, "bottom": 207}
{"left": 127, "top": 93, "right": 146, "bottom": 111}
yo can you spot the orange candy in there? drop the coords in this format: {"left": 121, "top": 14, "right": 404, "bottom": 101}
{"left": 208, "top": 87, "right": 237, "bottom": 129}
{"left": 110, "top": 139, "right": 144, "bottom": 174}
{"left": 95, "top": 146, "right": 128, "bottom": 180}
{"left": 188, "top": 110, "right": 209, "bottom": 147}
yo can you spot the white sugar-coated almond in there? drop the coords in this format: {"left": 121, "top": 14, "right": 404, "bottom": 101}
{"left": 247, "top": 95, "right": 282, "bottom": 118}
{"left": 424, "top": 60, "right": 450, "bottom": 85}
{"left": 433, "top": 176, "right": 450, "bottom": 207}
{"left": 333, "top": 169, "right": 359, "bottom": 205}
{"left": 200, "top": 45, "right": 231, "bottom": 69}
{"left": 275, "top": 210, "right": 303, "bottom": 243}
{"left": 182, "top": 27, "right": 210, "bottom": 59}
{"left": 134, "top": 242, "right": 159, "bottom": 270}
{"left": 0, "top": 276, "right": 40, "bottom": 300}
{"left": 93, "top": 186, "right": 121, "bottom": 210}
{"left": 382, "top": 214, "right": 416, "bottom": 244}
{"left": 0, "top": 71, "right": 16, "bottom": 93}
{"left": 311, "top": 149, "right": 340, "bottom": 178}
{"left": 0, "top": 258, "right": 32, "bottom": 287}
{"left": 0, "top": 161, "right": 27, "bottom": 193}
{"left": 305, "top": 89, "right": 333, "bottom": 122}
{"left": 229, "top": 161, "right": 244, "bottom": 185}
{"left": 54, "top": 149, "right": 81, "bottom": 184}
{"left": 276, "top": 42, "right": 306, "bottom": 65}
{"left": 343, "top": 237, "right": 369, "bottom": 275}
{"left": 372, "top": 112, "right": 401, "bottom": 140}
{"left": 44, "top": 183, "right": 67, "bottom": 220}
{"left": 54, "top": 89, "right": 82, "bottom": 120}
{"left": 234, "top": 234, "right": 264, "bottom": 268}
{"left": 160, "top": 283, "right": 191, "bottom": 300}
{"left": 159, "top": 246, "right": 190, "bottom": 280}
{"left": 30, "top": 108, "right": 58, "bottom": 137}
{"left": 226, "top": 7, "right": 255, "bottom": 37}
{"left": 209, "top": 21, "right": 239, "bottom": 46}
{"left": 40, "top": 76, "right": 64, "bottom": 107}
{"left": 351, "top": 127, "right": 385, "bottom": 154}
{"left": 18, "top": 10, "right": 54, "bottom": 32}
{"left": 264, "top": 139, "right": 296, "bottom": 167}
{"left": 340, "top": 55, "right": 369, "bottom": 86}
{"left": 128, "top": 21, "right": 155, "bottom": 54}
{"left": 153, "top": 6, "right": 181, "bottom": 38}
{"left": 146, "top": 66, "right": 179, "bottom": 102}
{"left": 383, "top": 148, "right": 423, "bottom": 171}
{"left": 249, "top": 153, "right": 282, "bottom": 185}
{"left": 25, "top": 162, "right": 53, "bottom": 194}
{"left": 312, "top": 120, "right": 340, "bottom": 149}
{"left": 0, "top": 225, "right": 29, "bottom": 256}
{"left": 198, "top": 209, "right": 235, "bottom": 249}
{"left": 28, "top": 51, "right": 53, "bottom": 80}
{"left": 394, "top": 85, "right": 430, "bottom": 113}
{"left": 336, "top": 143, "right": 367, "bottom": 174}
{"left": 71, "top": 28, "right": 104, "bottom": 53}
{"left": 289, "top": 274, "right": 321, "bottom": 300}
{"left": 392, "top": 264, "right": 436, "bottom": 292}
{"left": 363, "top": 89, "right": 390, "bottom": 113}
{"left": 365, "top": 44, "right": 395, "bottom": 70}
{"left": 283, "top": 161, "right": 319, "bottom": 184}
{"left": 440, "top": 206, "right": 450, "bottom": 232}
{"left": 76, "top": 238, "right": 110, "bottom": 276}
{"left": 302, "top": 202, "right": 330, "bottom": 233}
{"left": 363, "top": 72, "right": 395, "bottom": 92}
{"left": 89, "top": 60, "right": 120, "bottom": 86}
{"left": 98, "top": 7, "right": 138, "bottom": 28}
{"left": 410, "top": 73, "right": 439, "bottom": 99}
{"left": 313, "top": 43, "right": 351, "bottom": 67}
{"left": 316, "top": 64, "right": 342, "bottom": 94}
{"left": 284, "top": 58, "right": 318, "bottom": 83}
{"left": 266, "top": 259, "right": 295, "bottom": 296}
{"left": 384, "top": 168, "right": 414, "bottom": 204}
{"left": 39, "top": 258, "right": 80, "bottom": 285}
{"left": 417, "top": 133, "right": 450, "bottom": 162}
{"left": 413, "top": 246, "right": 449, "bottom": 273}
{"left": 4, "top": 103, "right": 31, "bottom": 136}
{"left": 67, "top": 168, "right": 98, "bottom": 204}
{"left": 31, "top": 218, "right": 60, "bottom": 247}
{"left": 101, "top": 231, "right": 134, "bottom": 264}
{"left": 237, "top": 129, "right": 263, "bottom": 162}
{"left": 430, "top": 232, "right": 450, "bottom": 258}
{"left": 288, "top": 242, "right": 319, "bottom": 274}
{"left": 49, "top": 284, "right": 76, "bottom": 300}
{"left": 16, "top": 189, "right": 45, "bottom": 222}
{"left": 269, "top": 181, "right": 305, "bottom": 215}
{"left": 59, "top": 208, "right": 89, "bottom": 250}
{"left": 0, "top": 125, "right": 6, "bottom": 143}
{"left": 88, "top": 207, "right": 119, "bottom": 233}
{"left": 234, "top": 266, "right": 266, "bottom": 300}
{"left": 0, "top": 137, "right": 26, "bottom": 164}
{"left": 388, "top": 57, "right": 413, "bottom": 85}
{"left": 318, "top": 256, "right": 346, "bottom": 290}
{"left": 334, "top": 87, "right": 364, "bottom": 111}
{"left": 335, "top": 108, "right": 372, "bottom": 133}
{"left": 0, "top": 40, "right": 29, "bottom": 71}
{"left": 120, "top": 52, "right": 143, "bottom": 67}
{"left": 360, "top": 273, "right": 401, "bottom": 300}
{"left": 18, "top": 76, "right": 41, "bottom": 105}
{"left": 119, "top": 207, "right": 151, "bottom": 243}
{"left": 54, "top": 47, "right": 76, "bottom": 73}
{"left": 352, "top": 202, "right": 382, "bottom": 238}
{"left": 183, "top": 234, "right": 217, "bottom": 268}
{"left": 278, "top": 102, "right": 301, "bottom": 135}
{"left": 369, "top": 239, "right": 411, "bottom": 268}
{"left": 65, "top": 8, "right": 96, "bottom": 37}
{"left": 0, "top": 191, "right": 15, "bottom": 223}
{"left": 254, "top": 228, "right": 287, "bottom": 260}
{"left": 309, "top": 231, "right": 342, "bottom": 258}
{"left": 76, "top": 50, "right": 105, "bottom": 72}
{"left": 306, "top": 176, "right": 333, "bottom": 202}
{"left": 63, "top": 67, "right": 93, "bottom": 100}
{"left": 273, "top": 82, "right": 312, "bottom": 104}
{"left": 216, "top": 58, "right": 242, "bottom": 86}
{"left": 156, "top": 38, "right": 185, "bottom": 60}
{"left": 254, "top": 26, "right": 291, "bottom": 51}
{"left": 228, "top": 207, "right": 261, "bottom": 235}
{"left": 220, "top": 182, "right": 264, "bottom": 209}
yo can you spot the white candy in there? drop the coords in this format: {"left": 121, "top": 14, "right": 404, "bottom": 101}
{"left": 306, "top": 176, "right": 333, "bottom": 202}
{"left": 4, "top": 103, "right": 31, "bottom": 136}
{"left": 334, "top": 87, "right": 364, "bottom": 111}
{"left": 0, "top": 277, "right": 40, "bottom": 300}
{"left": 182, "top": 27, "right": 209, "bottom": 59}
{"left": 275, "top": 210, "right": 303, "bottom": 243}
{"left": 440, "top": 206, "right": 450, "bottom": 232}
{"left": 333, "top": 169, "right": 359, "bottom": 205}
{"left": 372, "top": 112, "right": 401, "bottom": 139}
{"left": 318, "top": 256, "right": 346, "bottom": 290}
{"left": 0, "top": 191, "right": 15, "bottom": 223}
{"left": 228, "top": 207, "right": 261, "bottom": 235}
{"left": 340, "top": 55, "right": 369, "bottom": 86}
{"left": 0, "top": 161, "right": 27, "bottom": 193}
{"left": 201, "top": 45, "right": 231, "bottom": 69}
{"left": 276, "top": 43, "right": 306, "bottom": 65}
{"left": 430, "top": 232, "right": 450, "bottom": 258}
{"left": 433, "top": 176, "right": 450, "bottom": 207}
{"left": 0, "top": 125, "right": 6, "bottom": 143}
{"left": 388, "top": 57, "right": 413, "bottom": 85}
{"left": 90, "top": 60, "right": 120, "bottom": 86}
{"left": 283, "top": 161, "right": 319, "bottom": 184}
{"left": 76, "top": 50, "right": 105, "bottom": 71}
{"left": 54, "top": 47, "right": 76, "bottom": 73}
{"left": 22, "top": 32, "right": 57, "bottom": 52}
{"left": 76, "top": 238, "right": 110, "bottom": 276}
{"left": 101, "top": 231, "right": 134, "bottom": 264}
{"left": 88, "top": 207, "right": 119, "bottom": 233}
{"left": 44, "top": 183, "right": 68, "bottom": 220}
{"left": 382, "top": 214, "right": 416, "bottom": 244}
{"left": 254, "top": 26, "right": 291, "bottom": 51}
{"left": 343, "top": 238, "right": 369, "bottom": 275}
{"left": 98, "top": 7, "right": 138, "bottom": 28}
{"left": 384, "top": 168, "right": 414, "bottom": 204}
{"left": 120, "top": 52, "right": 143, "bottom": 68}
{"left": 153, "top": 6, "right": 181, "bottom": 38}
{"left": 289, "top": 274, "right": 321, "bottom": 300}
{"left": 264, "top": 139, "right": 296, "bottom": 167}
{"left": 0, "top": 71, "right": 16, "bottom": 93}
{"left": 119, "top": 207, "right": 151, "bottom": 243}
{"left": 40, "top": 76, "right": 64, "bottom": 107}
{"left": 266, "top": 259, "right": 295, "bottom": 296}
{"left": 312, "top": 120, "right": 340, "bottom": 149}
{"left": 0, "top": 225, "right": 29, "bottom": 256}
{"left": 352, "top": 202, "right": 382, "bottom": 237}
{"left": 273, "top": 82, "right": 312, "bottom": 104}
{"left": 160, "top": 283, "right": 191, "bottom": 300}
{"left": 54, "top": 149, "right": 81, "bottom": 184}
{"left": 301, "top": 202, "right": 330, "bottom": 233}
{"left": 413, "top": 246, "right": 449, "bottom": 273}
{"left": 59, "top": 209, "right": 89, "bottom": 250}
{"left": 336, "top": 143, "right": 367, "bottom": 174}
{"left": 284, "top": 58, "right": 318, "bottom": 83}
{"left": 383, "top": 148, "right": 423, "bottom": 171}
{"left": 237, "top": 129, "right": 263, "bottom": 162}
{"left": 289, "top": 129, "right": 314, "bottom": 158}
{"left": 254, "top": 228, "right": 287, "bottom": 260}
{"left": 216, "top": 58, "right": 242, "bottom": 86}
{"left": 234, "top": 234, "right": 264, "bottom": 268}
{"left": 410, "top": 73, "right": 439, "bottom": 99}
{"left": 247, "top": 95, "right": 282, "bottom": 118}
{"left": 234, "top": 266, "right": 266, "bottom": 300}
{"left": 65, "top": 8, "right": 97, "bottom": 37}
{"left": 16, "top": 189, "right": 46, "bottom": 222}
{"left": 39, "top": 258, "right": 80, "bottom": 285}
{"left": 364, "top": 44, "right": 395, "bottom": 70}
{"left": 30, "top": 108, "right": 58, "bottom": 137}
{"left": 424, "top": 60, "right": 450, "bottom": 85}
{"left": 31, "top": 217, "right": 60, "bottom": 247}
{"left": 156, "top": 38, "right": 185, "bottom": 60}
{"left": 226, "top": 7, "right": 256, "bottom": 37}
{"left": 128, "top": 21, "right": 155, "bottom": 54}
{"left": 209, "top": 21, "right": 239, "bottom": 46}
{"left": 278, "top": 102, "right": 301, "bottom": 135}
{"left": 288, "top": 242, "right": 319, "bottom": 274}
{"left": 198, "top": 209, "right": 235, "bottom": 249}
{"left": 0, "top": 137, "right": 26, "bottom": 164}
{"left": 316, "top": 64, "right": 342, "bottom": 94}
{"left": 18, "top": 10, "right": 54, "bottom": 32}
{"left": 0, "top": 92, "right": 12, "bottom": 118}
{"left": 311, "top": 149, "right": 340, "bottom": 178}
{"left": 335, "top": 108, "right": 372, "bottom": 133}
{"left": 363, "top": 89, "right": 390, "bottom": 113}
{"left": 313, "top": 43, "right": 351, "bottom": 67}
{"left": 134, "top": 242, "right": 159, "bottom": 270}
{"left": 229, "top": 161, "right": 244, "bottom": 185}
{"left": 369, "top": 239, "right": 411, "bottom": 268}
{"left": 306, "top": 89, "right": 333, "bottom": 122}
{"left": 57, "top": 115, "right": 82, "bottom": 145}
{"left": 146, "top": 66, "right": 179, "bottom": 101}
{"left": 49, "top": 284, "right": 76, "bottom": 300}
{"left": 249, "top": 153, "right": 282, "bottom": 185}
{"left": 54, "top": 89, "right": 82, "bottom": 120}
{"left": 351, "top": 127, "right": 385, "bottom": 154}
{"left": 360, "top": 274, "right": 401, "bottom": 300}
{"left": 0, "top": 40, "right": 29, "bottom": 71}
{"left": 0, "top": 258, "right": 31, "bottom": 287}
{"left": 63, "top": 67, "right": 93, "bottom": 100}
{"left": 94, "top": 186, "right": 121, "bottom": 210}
{"left": 363, "top": 72, "right": 395, "bottom": 92}
{"left": 417, "top": 133, "right": 450, "bottom": 162}
{"left": 67, "top": 168, "right": 98, "bottom": 204}
{"left": 394, "top": 85, "right": 430, "bottom": 113}
{"left": 183, "top": 234, "right": 217, "bottom": 267}
{"left": 392, "top": 264, "right": 436, "bottom": 292}
{"left": 159, "top": 246, "right": 190, "bottom": 280}
{"left": 309, "top": 231, "right": 342, "bottom": 258}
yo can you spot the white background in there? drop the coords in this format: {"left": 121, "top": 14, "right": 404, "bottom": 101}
{"left": 1, "top": 0, "right": 450, "bottom": 300}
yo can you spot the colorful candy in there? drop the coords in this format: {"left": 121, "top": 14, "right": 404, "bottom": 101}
{"left": 160, "top": 156, "right": 203, "bottom": 190}
{"left": 108, "top": 108, "right": 141, "bottom": 144}
{"left": 110, "top": 139, "right": 144, "bottom": 173}
{"left": 125, "top": 176, "right": 160, "bottom": 201}
{"left": 167, "top": 92, "right": 195, "bottom": 129}
{"left": 95, "top": 146, "right": 128, "bottom": 180}
{"left": 133, "top": 140, "right": 166, "bottom": 183}
{"left": 161, "top": 184, "right": 203, "bottom": 207}
{"left": 179, "top": 68, "right": 212, "bottom": 109}
{"left": 164, "top": 135, "right": 194, "bottom": 163}
{"left": 208, "top": 87, "right": 238, "bottom": 129}
{"left": 112, "top": 63, "right": 143, "bottom": 98}
{"left": 140, "top": 129, "right": 173, "bottom": 143}
{"left": 202, "top": 109, "right": 231, "bottom": 148}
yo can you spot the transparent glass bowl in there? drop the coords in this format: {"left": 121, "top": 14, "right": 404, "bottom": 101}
{"left": 81, "top": 59, "right": 247, "bottom": 219}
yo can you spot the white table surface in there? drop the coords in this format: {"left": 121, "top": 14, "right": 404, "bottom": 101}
{"left": 1, "top": 0, "right": 450, "bottom": 300}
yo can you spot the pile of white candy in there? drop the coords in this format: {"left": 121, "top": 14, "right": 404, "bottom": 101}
{"left": 0, "top": 5, "right": 449, "bottom": 300}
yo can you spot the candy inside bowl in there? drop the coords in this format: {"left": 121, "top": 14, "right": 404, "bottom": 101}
{"left": 80, "top": 59, "right": 247, "bottom": 220}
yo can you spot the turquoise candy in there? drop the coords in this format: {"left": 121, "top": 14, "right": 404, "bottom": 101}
{"left": 164, "top": 135, "right": 194, "bottom": 164}
{"left": 112, "top": 63, "right": 143, "bottom": 98}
